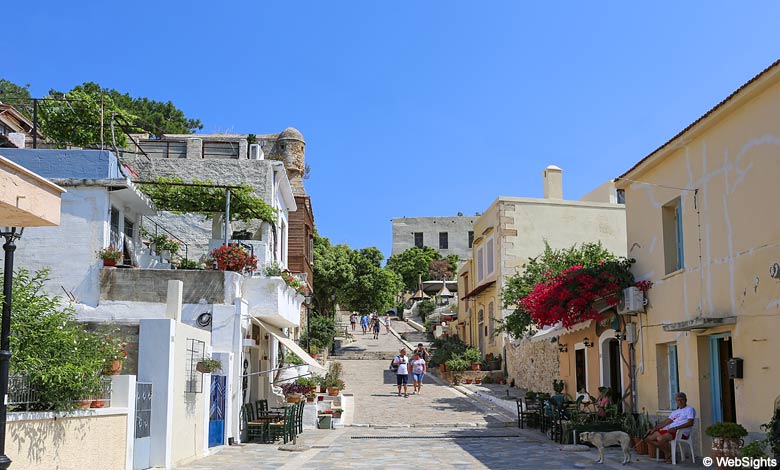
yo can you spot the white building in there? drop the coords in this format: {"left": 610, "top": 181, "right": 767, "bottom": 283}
{"left": 1, "top": 148, "right": 322, "bottom": 468}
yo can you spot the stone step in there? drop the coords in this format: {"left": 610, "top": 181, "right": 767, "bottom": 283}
{"left": 331, "top": 351, "right": 395, "bottom": 360}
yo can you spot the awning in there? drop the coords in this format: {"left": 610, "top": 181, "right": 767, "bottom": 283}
{"left": 255, "top": 320, "right": 326, "bottom": 374}
{"left": 662, "top": 316, "right": 737, "bottom": 332}
{"left": 530, "top": 320, "right": 592, "bottom": 343}
{"left": 462, "top": 280, "right": 496, "bottom": 300}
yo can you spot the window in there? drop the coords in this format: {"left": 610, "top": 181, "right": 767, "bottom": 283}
{"left": 488, "top": 301, "right": 495, "bottom": 343}
{"left": 616, "top": 189, "right": 626, "bottom": 204}
{"left": 439, "top": 232, "right": 448, "bottom": 249}
{"left": 662, "top": 198, "right": 684, "bottom": 274}
{"left": 486, "top": 237, "right": 494, "bottom": 276}
{"left": 123, "top": 217, "right": 134, "bottom": 238}
{"left": 477, "top": 246, "right": 485, "bottom": 282}
{"left": 656, "top": 342, "right": 680, "bottom": 409}
{"left": 109, "top": 207, "right": 121, "bottom": 248}
{"left": 414, "top": 232, "right": 423, "bottom": 248}
{"left": 468, "top": 231, "right": 474, "bottom": 248}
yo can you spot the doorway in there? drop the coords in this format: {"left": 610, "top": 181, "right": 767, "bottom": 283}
{"left": 709, "top": 334, "right": 736, "bottom": 423}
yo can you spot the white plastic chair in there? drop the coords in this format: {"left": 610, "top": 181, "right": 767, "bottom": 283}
{"left": 656, "top": 422, "right": 696, "bottom": 465}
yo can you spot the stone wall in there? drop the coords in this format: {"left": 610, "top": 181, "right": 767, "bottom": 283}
{"left": 505, "top": 336, "right": 559, "bottom": 394}
{"left": 100, "top": 269, "right": 230, "bottom": 304}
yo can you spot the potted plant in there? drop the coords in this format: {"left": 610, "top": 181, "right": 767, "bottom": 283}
{"left": 332, "top": 408, "right": 343, "bottom": 419}
{"left": 623, "top": 412, "right": 650, "bottom": 455}
{"left": 552, "top": 379, "right": 565, "bottom": 395}
{"left": 306, "top": 392, "right": 316, "bottom": 403}
{"left": 98, "top": 247, "right": 122, "bottom": 267}
{"left": 482, "top": 374, "right": 494, "bottom": 384}
{"left": 463, "top": 348, "right": 482, "bottom": 370}
{"left": 209, "top": 244, "right": 258, "bottom": 273}
{"left": 280, "top": 382, "right": 308, "bottom": 402}
{"left": 324, "top": 362, "right": 345, "bottom": 396}
{"left": 101, "top": 333, "right": 127, "bottom": 376}
{"left": 196, "top": 358, "right": 222, "bottom": 374}
{"left": 706, "top": 422, "right": 748, "bottom": 462}
{"left": 474, "top": 376, "right": 482, "bottom": 385}
{"left": 310, "top": 344, "right": 319, "bottom": 359}
{"left": 464, "top": 378, "right": 473, "bottom": 384}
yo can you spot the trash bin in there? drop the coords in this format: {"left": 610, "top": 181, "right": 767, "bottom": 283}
{"left": 317, "top": 415, "right": 332, "bottom": 430}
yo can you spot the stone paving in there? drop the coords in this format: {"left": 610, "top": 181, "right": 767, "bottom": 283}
{"left": 176, "top": 319, "right": 699, "bottom": 469}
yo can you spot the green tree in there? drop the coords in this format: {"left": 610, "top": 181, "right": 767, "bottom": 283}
{"left": 386, "top": 246, "right": 442, "bottom": 291}
{"left": 0, "top": 79, "right": 202, "bottom": 147}
{"left": 3, "top": 269, "right": 107, "bottom": 410}
{"left": 312, "top": 232, "right": 355, "bottom": 316}
{"left": 499, "top": 241, "right": 616, "bottom": 338}
{"left": 0, "top": 79, "right": 31, "bottom": 102}
{"left": 340, "top": 248, "right": 403, "bottom": 315}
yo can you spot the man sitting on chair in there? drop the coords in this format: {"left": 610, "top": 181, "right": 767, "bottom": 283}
{"left": 645, "top": 392, "right": 695, "bottom": 463}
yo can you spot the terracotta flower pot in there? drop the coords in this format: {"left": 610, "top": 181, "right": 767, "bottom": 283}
{"left": 471, "top": 363, "right": 481, "bottom": 371}
{"left": 306, "top": 396, "right": 315, "bottom": 403}
{"left": 286, "top": 394, "right": 302, "bottom": 403}
{"left": 631, "top": 437, "right": 648, "bottom": 455}
{"left": 474, "top": 378, "right": 482, "bottom": 385}
{"left": 317, "top": 395, "right": 324, "bottom": 401}
{"left": 319, "top": 386, "right": 326, "bottom": 393}
{"left": 77, "top": 400, "right": 92, "bottom": 409}
{"left": 327, "top": 387, "right": 340, "bottom": 396}
{"left": 439, "top": 364, "right": 447, "bottom": 373}
{"left": 90, "top": 400, "right": 107, "bottom": 409}
{"left": 465, "top": 378, "right": 473, "bottom": 384}
{"left": 104, "top": 359, "right": 123, "bottom": 376}
{"left": 103, "top": 258, "right": 118, "bottom": 267}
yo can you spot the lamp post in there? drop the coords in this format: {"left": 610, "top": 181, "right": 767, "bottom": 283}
{"left": 304, "top": 294, "right": 312, "bottom": 354}
{"left": 0, "top": 226, "right": 23, "bottom": 470}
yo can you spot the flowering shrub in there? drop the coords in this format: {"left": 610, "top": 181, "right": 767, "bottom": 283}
{"left": 280, "top": 382, "right": 309, "bottom": 396}
{"left": 97, "top": 246, "right": 122, "bottom": 261}
{"left": 209, "top": 244, "right": 257, "bottom": 273}
{"left": 282, "top": 271, "right": 308, "bottom": 295}
{"left": 520, "top": 259, "right": 643, "bottom": 329}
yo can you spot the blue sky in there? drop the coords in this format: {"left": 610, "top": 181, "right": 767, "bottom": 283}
{"left": 4, "top": 1, "right": 780, "bottom": 259}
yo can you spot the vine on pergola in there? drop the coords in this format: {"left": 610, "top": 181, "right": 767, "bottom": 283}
{"left": 138, "top": 177, "right": 276, "bottom": 224}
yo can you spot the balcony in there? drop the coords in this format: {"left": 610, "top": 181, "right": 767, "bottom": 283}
{"left": 100, "top": 269, "right": 241, "bottom": 305}
{"left": 243, "top": 277, "right": 303, "bottom": 329}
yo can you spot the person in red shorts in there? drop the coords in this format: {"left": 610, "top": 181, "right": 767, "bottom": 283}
{"left": 645, "top": 392, "right": 695, "bottom": 463}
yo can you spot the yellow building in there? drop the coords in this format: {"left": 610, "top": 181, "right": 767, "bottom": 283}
{"left": 454, "top": 166, "right": 626, "bottom": 388}
{"left": 615, "top": 60, "right": 780, "bottom": 450}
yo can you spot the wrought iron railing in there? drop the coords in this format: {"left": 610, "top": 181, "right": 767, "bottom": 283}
{"left": 8, "top": 375, "right": 113, "bottom": 407}
{"left": 142, "top": 215, "right": 189, "bottom": 261}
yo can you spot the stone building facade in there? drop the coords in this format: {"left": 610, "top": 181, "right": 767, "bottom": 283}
{"left": 391, "top": 215, "right": 475, "bottom": 261}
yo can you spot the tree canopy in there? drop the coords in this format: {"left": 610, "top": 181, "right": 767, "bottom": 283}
{"left": 386, "top": 246, "right": 457, "bottom": 291}
{"left": 0, "top": 79, "right": 202, "bottom": 147}
{"left": 499, "top": 241, "right": 617, "bottom": 338}
{"left": 313, "top": 233, "right": 402, "bottom": 316}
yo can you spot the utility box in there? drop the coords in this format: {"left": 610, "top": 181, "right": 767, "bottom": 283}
{"left": 727, "top": 357, "right": 744, "bottom": 379}
{"left": 318, "top": 415, "right": 333, "bottom": 430}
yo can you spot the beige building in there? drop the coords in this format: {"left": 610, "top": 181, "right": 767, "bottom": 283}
{"left": 455, "top": 166, "right": 627, "bottom": 389}
{"left": 0, "top": 155, "right": 63, "bottom": 227}
{"left": 616, "top": 60, "right": 780, "bottom": 449}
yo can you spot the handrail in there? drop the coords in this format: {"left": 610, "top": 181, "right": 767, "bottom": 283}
{"left": 142, "top": 215, "right": 188, "bottom": 261}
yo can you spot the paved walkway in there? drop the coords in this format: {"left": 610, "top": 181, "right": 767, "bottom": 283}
{"left": 176, "top": 319, "right": 701, "bottom": 469}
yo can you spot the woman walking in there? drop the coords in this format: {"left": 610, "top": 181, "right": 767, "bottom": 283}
{"left": 372, "top": 315, "right": 381, "bottom": 339}
{"left": 350, "top": 312, "right": 358, "bottom": 332}
{"left": 410, "top": 352, "right": 427, "bottom": 395}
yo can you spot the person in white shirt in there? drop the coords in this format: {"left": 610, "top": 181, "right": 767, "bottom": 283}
{"left": 645, "top": 392, "right": 696, "bottom": 463}
{"left": 410, "top": 353, "right": 427, "bottom": 395}
{"left": 392, "top": 348, "right": 410, "bottom": 397}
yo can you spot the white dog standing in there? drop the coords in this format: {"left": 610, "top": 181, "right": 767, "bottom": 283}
{"left": 579, "top": 431, "right": 632, "bottom": 464}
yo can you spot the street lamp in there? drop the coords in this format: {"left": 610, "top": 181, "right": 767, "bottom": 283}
{"left": 0, "top": 226, "right": 23, "bottom": 470}
{"left": 304, "top": 294, "right": 312, "bottom": 354}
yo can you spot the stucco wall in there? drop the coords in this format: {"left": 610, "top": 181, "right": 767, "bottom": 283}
{"left": 506, "top": 336, "right": 559, "bottom": 394}
{"left": 391, "top": 216, "right": 475, "bottom": 260}
{"left": 619, "top": 70, "right": 780, "bottom": 443}
{"left": 7, "top": 412, "right": 127, "bottom": 470}
{"left": 8, "top": 186, "right": 108, "bottom": 305}
{"left": 0, "top": 149, "right": 121, "bottom": 179}
{"left": 172, "top": 323, "right": 211, "bottom": 464}
{"left": 0, "top": 156, "right": 63, "bottom": 227}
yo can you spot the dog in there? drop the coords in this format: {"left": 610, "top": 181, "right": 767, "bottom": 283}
{"left": 579, "top": 431, "right": 632, "bottom": 465}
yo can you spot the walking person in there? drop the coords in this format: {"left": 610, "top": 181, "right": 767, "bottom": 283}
{"left": 360, "top": 314, "right": 369, "bottom": 335}
{"left": 372, "top": 315, "right": 381, "bottom": 339}
{"left": 392, "top": 348, "right": 410, "bottom": 397}
{"left": 413, "top": 343, "right": 430, "bottom": 363}
{"left": 410, "top": 352, "right": 427, "bottom": 395}
{"left": 384, "top": 315, "right": 391, "bottom": 334}
{"left": 350, "top": 312, "right": 358, "bottom": 332}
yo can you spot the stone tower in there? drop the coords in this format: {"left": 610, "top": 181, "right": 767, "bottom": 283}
{"left": 272, "top": 127, "right": 306, "bottom": 195}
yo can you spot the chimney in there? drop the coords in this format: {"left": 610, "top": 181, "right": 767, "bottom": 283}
{"left": 543, "top": 165, "right": 563, "bottom": 199}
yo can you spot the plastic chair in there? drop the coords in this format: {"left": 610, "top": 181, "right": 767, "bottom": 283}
{"left": 655, "top": 422, "right": 695, "bottom": 465}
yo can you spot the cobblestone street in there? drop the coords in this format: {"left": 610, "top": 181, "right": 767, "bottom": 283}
{"left": 175, "top": 320, "right": 695, "bottom": 469}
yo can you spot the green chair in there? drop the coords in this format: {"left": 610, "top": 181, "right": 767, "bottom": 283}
{"left": 295, "top": 401, "right": 305, "bottom": 434}
{"left": 255, "top": 399, "right": 270, "bottom": 417}
{"left": 242, "top": 403, "right": 267, "bottom": 442}
{"left": 269, "top": 405, "right": 296, "bottom": 443}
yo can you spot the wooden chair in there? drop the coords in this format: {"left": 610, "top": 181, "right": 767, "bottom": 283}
{"left": 255, "top": 399, "right": 270, "bottom": 417}
{"left": 269, "top": 405, "right": 297, "bottom": 443}
{"left": 516, "top": 398, "right": 539, "bottom": 429}
{"left": 295, "top": 401, "right": 305, "bottom": 434}
{"left": 242, "top": 403, "right": 267, "bottom": 442}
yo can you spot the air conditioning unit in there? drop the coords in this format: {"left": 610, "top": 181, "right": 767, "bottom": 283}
{"left": 248, "top": 144, "right": 264, "bottom": 160}
{"left": 617, "top": 286, "right": 645, "bottom": 315}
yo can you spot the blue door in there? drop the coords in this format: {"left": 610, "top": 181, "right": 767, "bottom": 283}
{"left": 208, "top": 375, "right": 226, "bottom": 447}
